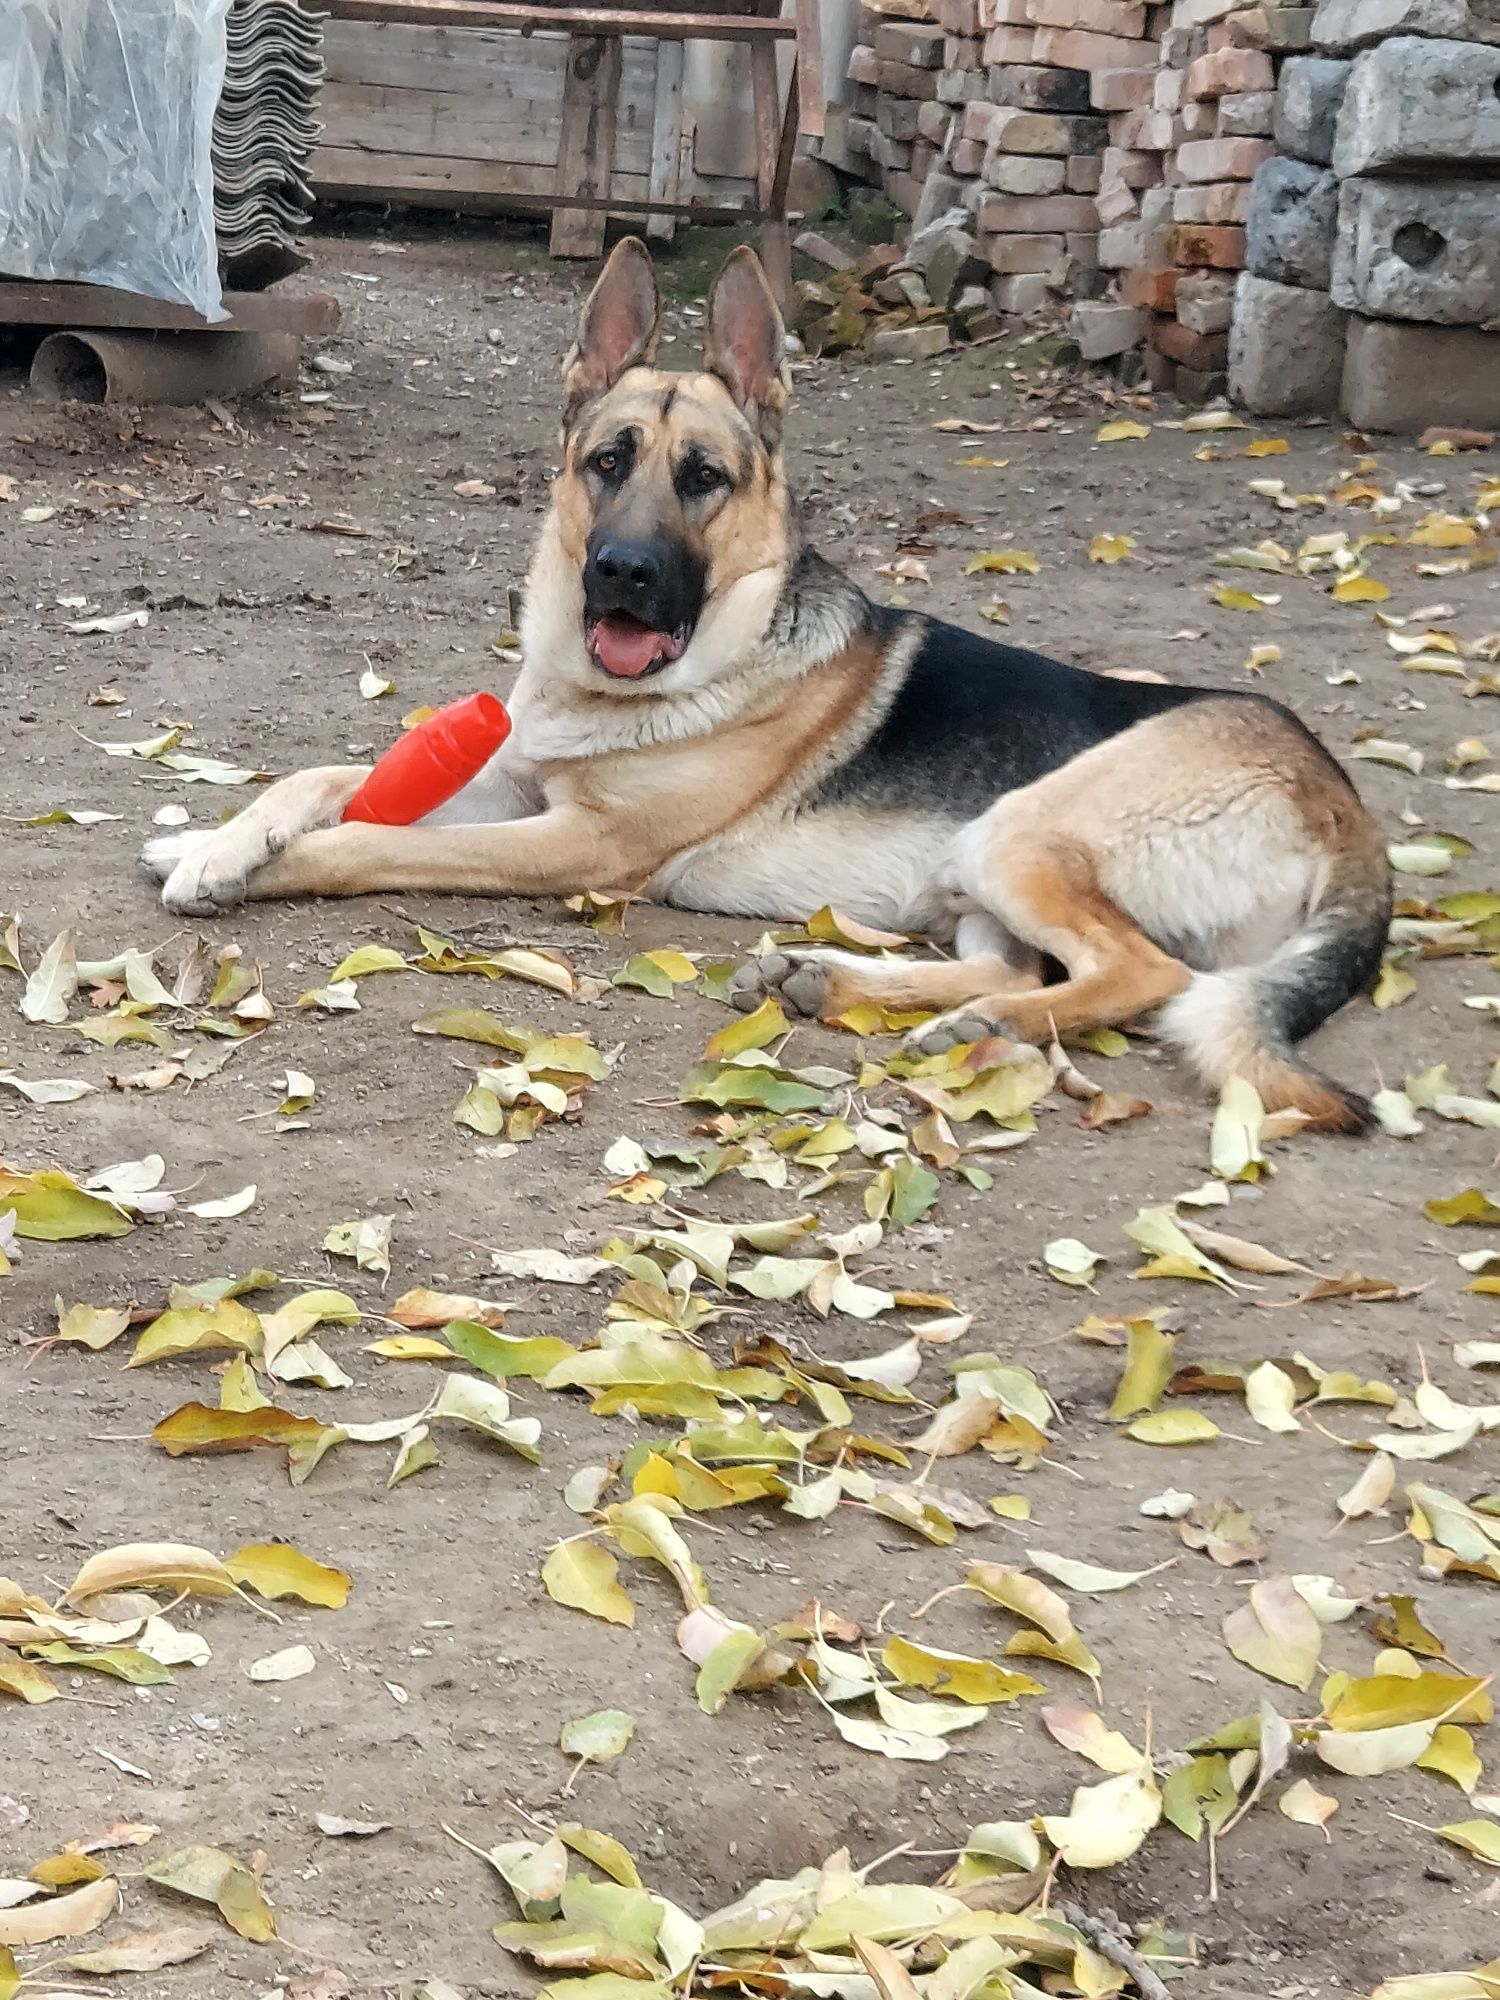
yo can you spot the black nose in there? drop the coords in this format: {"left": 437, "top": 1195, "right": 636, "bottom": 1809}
{"left": 591, "top": 540, "right": 663, "bottom": 607}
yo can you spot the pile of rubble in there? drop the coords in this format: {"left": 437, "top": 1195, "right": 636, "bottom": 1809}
{"left": 213, "top": 0, "right": 325, "bottom": 289}
{"left": 1229, "top": 4, "right": 1500, "bottom": 430}
{"left": 811, "top": 0, "right": 1500, "bottom": 424}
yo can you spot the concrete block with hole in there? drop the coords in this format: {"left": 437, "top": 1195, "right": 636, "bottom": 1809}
{"left": 1342, "top": 317, "right": 1500, "bottom": 430}
{"left": 1245, "top": 156, "right": 1339, "bottom": 288}
{"left": 1332, "top": 37, "right": 1500, "bottom": 176}
{"left": 1331, "top": 176, "right": 1500, "bottom": 323}
{"left": 1229, "top": 271, "right": 1347, "bottom": 414}
{"left": 1272, "top": 56, "right": 1351, "bottom": 163}
{"left": 1311, "top": 0, "right": 1500, "bottom": 48}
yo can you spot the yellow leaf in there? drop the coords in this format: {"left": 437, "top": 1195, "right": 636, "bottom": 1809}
{"left": 1041, "top": 1702, "right": 1144, "bottom": 1773}
{"left": 1224, "top": 1576, "right": 1323, "bottom": 1690}
{"left": 365, "top": 1334, "right": 452, "bottom": 1360}
{"left": 880, "top": 1634, "right": 1043, "bottom": 1706}
{"left": 541, "top": 1541, "right": 635, "bottom": 1626}
{"left": 224, "top": 1543, "right": 350, "bottom": 1608}
{"left": 965, "top": 549, "right": 1040, "bottom": 576}
{"left": 65, "top": 1542, "right": 238, "bottom": 1604}
{"left": 1410, "top": 512, "right": 1479, "bottom": 548}
{"left": 0, "top": 1649, "right": 59, "bottom": 1704}
{"left": 1039, "top": 1763, "right": 1162, "bottom": 1867}
{"left": 704, "top": 997, "right": 789, "bottom": 1061}
{"left": 1088, "top": 533, "right": 1135, "bottom": 565}
{"left": 1439, "top": 1820, "right": 1500, "bottom": 1867}
{"left": 1097, "top": 419, "right": 1150, "bottom": 442}
{"left": 1244, "top": 438, "right": 1289, "bottom": 457}
{"left": 1245, "top": 643, "right": 1282, "bottom": 674}
{"left": 1212, "top": 582, "right": 1281, "bottom": 611}
{"left": 1107, "top": 1319, "right": 1177, "bottom": 1419}
{"left": 1417, "top": 1725, "right": 1483, "bottom": 1794}
{"left": 329, "top": 944, "right": 408, "bottom": 980}
{"left": 54, "top": 1302, "right": 132, "bottom": 1349}
{"left": 143, "top": 1846, "right": 275, "bottom": 1942}
{"left": 0, "top": 1875, "right": 119, "bottom": 1948}
{"left": 1332, "top": 572, "right": 1390, "bottom": 603}
{"left": 1127, "top": 1409, "right": 1221, "bottom": 1445}
{"left": 127, "top": 1298, "right": 261, "bottom": 1368}
{"left": 1279, "top": 1779, "right": 1338, "bottom": 1836}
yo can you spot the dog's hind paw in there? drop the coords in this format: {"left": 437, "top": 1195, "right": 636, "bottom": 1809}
{"left": 903, "top": 1008, "right": 1008, "bottom": 1057}
{"left": 726, "top": 951, "right": 832, "bottom": 1020}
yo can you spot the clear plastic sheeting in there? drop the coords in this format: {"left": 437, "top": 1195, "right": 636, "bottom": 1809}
{"left": 0, "top": 0, "right": 232, "bottom": 321}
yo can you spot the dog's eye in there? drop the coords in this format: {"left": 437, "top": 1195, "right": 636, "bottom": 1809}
{"left": 683, "top": 460, "right": 728, "bottom": 498}
{"left": 591, "top": 449, "right": 621, "bottom": 479}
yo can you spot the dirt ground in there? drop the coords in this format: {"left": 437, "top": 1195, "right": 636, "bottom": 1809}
{"left": 3, "top": 216, "right": 1500, "bottom": 2000}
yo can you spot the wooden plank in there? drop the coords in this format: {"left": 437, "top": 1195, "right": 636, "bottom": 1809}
{"left": 0, "top": 282, "right": 340, "bottom": 335}
{"left": 792, "top": 0, "right": 824, "bottom": 138}
{"left": 312, "top": 147, "right": 769, "bottom": 214}
{"left": 645, "top": 39, "right": 685, "bottom": 241}
{"left": 551, "top": 35, "right": 623, "bottom": 256}
{"left": 748, "top": 36, "right": 780, "bottom": 209}
{"left": 324, "top": 0, "right": 796, "bottom": 40}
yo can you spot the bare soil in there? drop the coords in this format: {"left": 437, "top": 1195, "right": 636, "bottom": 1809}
{"left": 3, "top": 216, "right": 1499, "bottom": 2000}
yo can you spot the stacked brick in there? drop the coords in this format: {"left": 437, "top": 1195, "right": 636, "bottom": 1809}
{"left": 823, "top": 2, "right": 951, "bottom": 222}
{"left": 1229, "top": 0, "right": 1500, "bottom": 429}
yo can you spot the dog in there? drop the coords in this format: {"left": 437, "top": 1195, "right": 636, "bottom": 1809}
{"left": 145, "top": 237, "right": 1391, "bottom": 1130}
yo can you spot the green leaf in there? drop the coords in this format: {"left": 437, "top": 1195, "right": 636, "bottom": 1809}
{"left": 560, "top": 1709, "right": 636, "bottom": 1762}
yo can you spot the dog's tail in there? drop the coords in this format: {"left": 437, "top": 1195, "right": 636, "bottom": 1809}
{"left": 1155, "top": 829, "right": 1391, "bottom": 1133}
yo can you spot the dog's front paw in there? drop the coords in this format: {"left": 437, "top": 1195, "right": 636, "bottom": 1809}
{"left": 726, "top": 950, "right": 832, "bottom": 1020}
{"left": 143, "top": 825, "right": 271, "bottom": 917}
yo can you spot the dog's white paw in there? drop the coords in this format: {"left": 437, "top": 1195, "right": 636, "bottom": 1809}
{"left": 143, "top": 823, "right": 279, "bottom": 917}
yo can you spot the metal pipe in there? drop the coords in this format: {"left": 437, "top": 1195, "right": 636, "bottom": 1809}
{"left": 30, "top": 329, "right": 299, "bottom": 404}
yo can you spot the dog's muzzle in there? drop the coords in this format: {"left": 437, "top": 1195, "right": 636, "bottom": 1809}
{"left": 583, "top": 536, "right": 700, "bottom": 679}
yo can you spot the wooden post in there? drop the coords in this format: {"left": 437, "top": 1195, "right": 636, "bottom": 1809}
{"left": 550, "top": 34, "right": 622, "bottom": 258}
{"left": 645, "top": 39, "right": 685, "bottom": 242}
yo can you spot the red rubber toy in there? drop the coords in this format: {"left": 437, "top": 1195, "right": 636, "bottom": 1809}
{"left": 342, "top": 691, "right": 511, "bottom": 825}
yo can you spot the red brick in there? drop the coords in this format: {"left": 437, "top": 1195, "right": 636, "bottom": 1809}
{"left": 1174, "top": 135, "right": 1272, "bottom": 181}
{"left": 1102, "top": 142, "right": 1163, "bottom": 186}
{"left": 1090, "top": 65, "right": 1155, "bottom": 109}
{"left": 983, "top": 25, "right": 1038, "bottom": 59}
{"left": 1224, "top": 4, "right": 1272, "bottom": 40}
{"left": 874, "top": 19, "right": 946, "bottom": 63}
{"left": 1143, "top": 343, "right": 1177, "bottom": 393}
{"left": 986, "top": 232, "right": 1066, "bottom": 272}
{"left": 1024, "top": 0, "right": 1145, "bottom": 33}
{"left": 846, "top": 44, "right": 879, "bottom": 85}
{"left": 1122, "top": 265, "right": 1179, "bottom": 309}
{"left": 1067, "top": 151, "right": 1103, "bottom": 190}
{"left": 1185, "top": 45, "right": 1274, "bottom": 95}
{"left": 1149, "top": 317, "right": 1229, "bottom": 368}
{"left": 937, "top": 0, "right": 983, "bottom": 28}
{"left": 1170, "top": 221, "right": 1247, "bottom": 266}
{"left": 1033, "top": 25, "right": 1160, "bottom": 68}
{"left": 1109, "top": 106, "right": 1174, "bottom": 148}
{"left": 1174, "top": 101, "right": 1219, "bottom": 140}
{"left": 1172, "top": 178, "right": 1251, "bottom": 223}
{"left": 950, "top": 136, "right": 987, "bottom": 173}
{"left": 977, "top": 191, "right": 1101, "bottom": 230}
{"left": 962, "top": 98, "right": 1004, "bottom": 141}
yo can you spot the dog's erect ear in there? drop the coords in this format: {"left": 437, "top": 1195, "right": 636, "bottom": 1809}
{"left": 703, "top": 246, "right": 790, "bottom": 451}
{"left": 562, "top": 237, "right": 662, "bottom": 427}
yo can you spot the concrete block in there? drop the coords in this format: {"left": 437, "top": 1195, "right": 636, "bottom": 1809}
{"left": 1141, "top": 185, "right": 1176, "bottom": 222}
{"left": 945, "top": 30, "right": 982, "bottom": 59}
{"left": 988, "top": 63, "right": 1093, "bottom": 109}
{"left": 1154, "top": 66, "right": 1186, "bottom": 106}
{"left": 990, "top": 271, "right": 1052, "bottom": 309}
{"left": 977, "top": 191, "right": 1102, "bottom": 229}
{"left": 793, "top": 231, "right": 856, "bottom": 272}
{"left": 1312, "top": 0, "right": 1500, "bottom": 48}
{"left": 1174, "top": 101, "right": 1221, "bottom": 137}
{"left": 1244, "top": 155, "right": 1338, "bottom": 287}
{"left": 986, "top": 152, "right": 1069, "bottom": 190}
{"left": 868, "top": 323, "right": 952, "bottom": 361}
{"left": 918, "top": 100, "right": 955, "bottom": 141}
{"left": 880, "top": 59, "right": 943, "bottom": 98}
{"left": 1098, "top": 215, "right": 1174, "bottom": 262}
{"left": 1218, "top": 89, "right": 1275, "bottom": 134}
{"left": 1187, "top": 44, "right": 1275, "bottom": 92}
{"left": 1092, "top": 67, "right": 1158, "bottom": 108}
{"left": 1273, "top": 55, "right": 1351, "bottom": 163}
{"left": 1332, "top": 175, "right": 1500, "bottom": 325}
{"left": 1333, "top": 37, "right": 1500, "bottom": 176}
{"left": 1176, "top": 361, "right": 1231, "bottom": 402}
{"left": 877, "top": 97, "right": 924, "bottom": 141}
{"left": 1342, "top": 316, "right": 1500, "bottom": 431}
{"left": 1174, "top": 178, "right": 1253, "bottom": 221}
{"left": 1176, "top": 267, "right": 1238, "bottom": 329}
{"left": 870, "top": 127, "right": 915, "bottom": 167}
{"left": 846, "top": 43, "right": 880, "bottom": 84}
{"left": 1070, "top": 299, "right": 1149, "bottom": 352}
{"left": 1262, "top": 3, "right": 1315, "bottom": 44}
{"left": 1229, "top": 270, "right": 1346, "bottom": 412}
{"left": 1176, "top": 135, "right": 1274, "bottom": 177}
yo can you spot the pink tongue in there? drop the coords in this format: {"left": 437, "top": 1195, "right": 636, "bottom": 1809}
{"left": 593, "top": 614, "right": 667, "bottom": 678}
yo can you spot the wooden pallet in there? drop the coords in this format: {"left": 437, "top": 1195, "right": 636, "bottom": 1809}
{"left": 0, "top": 281, "right": 341, "bottom": 336}
{"left": 319, "top": 0, "right": 821, "bottom": 295}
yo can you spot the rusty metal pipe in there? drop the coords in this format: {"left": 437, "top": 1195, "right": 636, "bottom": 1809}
{"left": 30, "top": 329, "right": 298, "bottom": 404}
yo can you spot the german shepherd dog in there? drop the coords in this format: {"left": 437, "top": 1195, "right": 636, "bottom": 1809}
{"left": 146, "top": 239, "right": 1390, "bottom": 1129}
